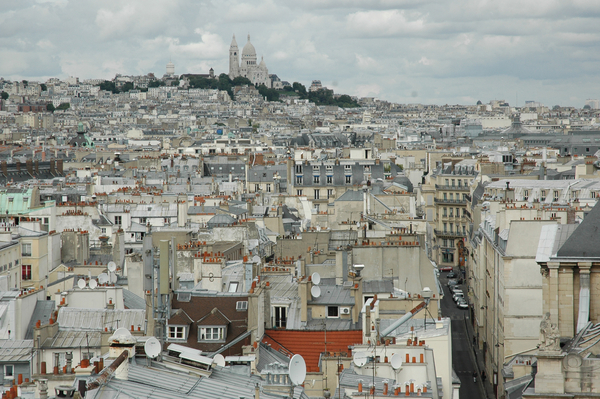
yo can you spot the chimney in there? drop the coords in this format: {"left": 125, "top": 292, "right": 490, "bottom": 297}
{"left": 38, "top": 379, "right": 48, "bottom": 399}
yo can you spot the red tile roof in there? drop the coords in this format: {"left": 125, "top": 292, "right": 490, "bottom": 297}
{"left": 263, "top": 329, "right": 363, "bottom": 372}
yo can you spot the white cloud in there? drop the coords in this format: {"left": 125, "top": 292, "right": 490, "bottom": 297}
{"left": 1, "top": 0, "right": 600, "bottom": 105}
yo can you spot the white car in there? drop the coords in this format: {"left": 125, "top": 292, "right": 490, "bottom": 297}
{"left": 457, "top": 299, "right": 468, "bottom": 309}
{"left": 453, "top": 293, "right": 464, "bottom": 302}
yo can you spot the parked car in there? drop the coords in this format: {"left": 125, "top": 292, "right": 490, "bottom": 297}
{"left": 450, "top": 285, "right": 463, "bottom": 294}
{"left": 439, "top": 266, "right": 453, "bottom": 272}
{"left": 447, "top": 271, "right": 457, "bottom": 279}
{"left": 451, "top": 288, "right": 464, "bottom": 297}
{"left": 447, "top": 279, "right": 459, "bottom": 287}
{"left": 453, "top": 293, "right": 464, "bottom": 302}
{"left": 457, "top": 299, "right": 468, "bottom": 309}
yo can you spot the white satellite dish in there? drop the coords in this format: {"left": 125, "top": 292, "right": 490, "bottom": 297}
{"left": 107, "top": 262, "right": 117, "bottom": 272}
{"left": 289, "top": 354, "right": 307, "bottom": 386}
{"left": 252, "top": 255, "right": 261, "bottom": 265}
{"left": 98, "top": 273, "right": 109, "bottom": 284}
{"left": 353, "top": 352, "right": 368, "bottom": 368}
{"left": 213, "top": 354, "right": 226, "bottom": 367}
{"left": 311, "top": 285, "right": 321, "bottom": 298}
{"left": 109, "top": 273, "right": 118, "bottom": 284}
{"left": 77, "top": 279, "right": 86, "bottom": 289}
{"left": 89, "top": 279, "right": 98, "bottom": 290}
{"left": 144, "top": 337, "right": 161, "bottom": 359}
{"left": 390, "top": 353, "right": 403, "bottom": 370}
{"left": 311, "top": 272, "right": 321, "bottom": 285}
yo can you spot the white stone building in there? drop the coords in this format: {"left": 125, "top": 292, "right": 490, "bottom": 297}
{"left": 229, "top": 34, "right": 271, "bottom": 88}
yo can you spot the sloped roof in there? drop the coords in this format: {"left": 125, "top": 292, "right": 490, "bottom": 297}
{"left": 0, "top": 340, "right": 34, "bottom": 362}
{"left": 169, "top": 309, "right": 194, "bottom": 326}
{"left": 263, "top": 329, "right": 362, "bottom": 372}
{"left": 197, "top": 308, "right": 231, "bottom": 326}
{"left": 556, "top": 202, "right": 600, "bottom": 258}
{"left": 25, "top": 300, "right": 55, "bottom": 339}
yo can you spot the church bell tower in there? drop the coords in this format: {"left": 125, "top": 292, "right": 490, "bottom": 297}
{"left": 229, "top": 34, "right": 240, "bottom": 79}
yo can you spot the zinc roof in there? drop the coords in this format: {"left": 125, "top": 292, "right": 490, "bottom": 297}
{"left": 0, "top": 339, "right": 34, "bottom": 362}
{"left": 57, "top": 308, "right": 146, "bottom": 331}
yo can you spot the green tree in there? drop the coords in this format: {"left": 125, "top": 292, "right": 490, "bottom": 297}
{"left": 46, "top": 103, "right": 55, "bottom": 112}
{"left": 292, "top": 82, "right": 307, "bottom": 97}
{"left": 0, "top": 92, "right": 8, "bottom": 100}
{"left": 56, "top": 103, "right": 70, "bottom": 110}
{"left": 121, "top": 82, "right": 134, "bottom": 92}
{"left": 148, "top": 80, "right": 165, "bottom": 88}
{"left": 40, "top": 83, "right": 47, "bottom": 91}
{"left": 22, "top": 80, "right": 28, "bottom": 87}
{"left": 257, "top": 84, "right": 280, "bottom": 102}
{"left": 232, "top": 76, "right": 252, "bottom": 86}
{"left": 98, "top": 81, "right": 119, "bottom": 93}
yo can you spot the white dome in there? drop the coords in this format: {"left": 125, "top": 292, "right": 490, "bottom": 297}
{"left": 242, "top": 35, "right": 256, "bottom": 58}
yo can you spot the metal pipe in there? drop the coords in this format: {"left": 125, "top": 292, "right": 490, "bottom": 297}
{"left": 86, "top": 350, "right": 129, "bottom": 390}
{"left": 380, "top": 301, "right": 428, "bottom": 338}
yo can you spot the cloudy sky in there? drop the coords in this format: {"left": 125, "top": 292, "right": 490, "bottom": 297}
{"left": 2, "top": 0, "right": 600, "bottom": 106}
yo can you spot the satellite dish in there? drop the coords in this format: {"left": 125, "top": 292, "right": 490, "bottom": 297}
{"left": 311, "top": 272, "right": 321, "bottom": 285}
{"left": 98, "top": 273, "right": 109, "bottom": 284}
{"left": 144, "top": 337, "right": 161, "bottom": 359}
{"left": 252, "top": 255, "right": 261, "bottom": 265}
{"left": 77, "top": 279, "right": 86, "bottom": 289}
{"left": 213, "top": 354, "right": 226, "bottom": 367}
{"left": 353, "top": 352, "right": 368, "bottom": 368}
{"left": 289, "top": 354, "right": 307, "bottom": 386}
{"left": 107, "top": 262, "right": 117, "bottom": 272}
{"left": 390, "top": 353, "right": 403, "bottom": 370}
{"left": 89, "top": 279, "right": 98, "bottom": 289}
{"left": 311, "top": 285, "right": 321, "bottom": 298}
{"left": 109, "top": 273, "right": 118, "bottom": 284}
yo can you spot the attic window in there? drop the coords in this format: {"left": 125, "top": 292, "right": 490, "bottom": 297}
{"left": 236, "top": 300, "right": 248, "bottom": 310}
{"left": 8, "top": 197, "right": 13, "bottom": 203}
{"left": 229, "top": 282, "right": 239, "bottom": 293}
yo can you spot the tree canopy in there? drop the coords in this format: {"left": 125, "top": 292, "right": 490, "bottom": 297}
{"left": 0, "top": 92, "right": 8, "bottom": 100}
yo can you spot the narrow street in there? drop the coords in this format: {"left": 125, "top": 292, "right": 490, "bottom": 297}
{"left": 438, "top": 271, "right": 487, "bottom": 399}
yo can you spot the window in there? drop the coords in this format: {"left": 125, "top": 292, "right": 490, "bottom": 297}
{"left": 327, "top": 176, "right": 332, "bottom": 184}
{"left": 313, "top": 176, "right": 320, "bottom": 184}
{"left": 327, "top": 306, "right": 339, "bottom": 318}
{"left": 255, "top": 184, "right": 260, "bottom": 192}
{"left": 451, "top": 179, "right": 455, "bottom": 187}
{"left": 139, "top": 217, "right": 147, "bottom": 224}
{"left": 82, "top": 352, "right": 95, "bottom": 360}
{"left": 114, "top": 216, "right": 122, "bottom": 226}
{"left": 295, "top": 165, "right": 303, "bottom": 174}
{"left": 443, "top": 223, "right": 447, "bottom": 232}
{"left": 199, "top": 327, "right": 224, "bottom": 341}
{"left": 22, "top": 243, "right": 31, "bottom": 257}
{"left": 22, "top": 265, "right": 32, "bottom": 280}
{"left": 326, "top": 165, "right": 333, "bottom": 170}
{"left": 4, "top": 365, "right": 14, "bottom": 379}
{"left": 449, "top": 208, "right": 453, "bottom": 217}
{"left": 266, "top": 184, "right": 271, "bottom": 193}
{"left": 273, "top": 306, "right": 287, "bottom": 328}
{"left": 443, "top": 207, "right": 447, "bottom": 217}
{"left": 296, "top": 189, "right": 303, "bottom": 196}
{"left": 168, "top": 326, "right": 186, "bottom": 340}
{"left": 314, "top": 189, "right": 320, "bottom": 200}
{"left": 43, "top": 217, "right": 49, "bottom": 225}
{"left": 313, "top": 165, "right": 320, "bottom": 171}
{"left": 236, "top": 301, "right": 248, "bottom": 310}
{"left": 524, "top": 190, "right": 529, "bottom": 201}
{"left": 8, "top": 197, "right": 13, "bottom": 203}
{"left": 345, "top": 176, "right": 351, "bottom": 184}
{"left": 327, "top": 189, "right": 333, "bottom": 199}
{"left": 101, "top": 228, "right": 107, "bottom": 234}
{"left": 344, "top": 165, "right": 351, "bottom": 171}
{"left": 296, "top": 176, "right": 303, "bottom": 185}
{"left": 541, "top": 190, "right": 546, "bottom": 201}
{"left": 553, "top": 191, "right": 559, "bottom": 202}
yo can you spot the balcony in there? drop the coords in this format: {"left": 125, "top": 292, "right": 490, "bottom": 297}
{"left": 434, "top": 198, "right": 467, "bottom": 205}
{"left": 435, "top": 229, "right": 467, "bottom": 238}
{"left": 435, "top": 184, "right": 470, "bottom": 191}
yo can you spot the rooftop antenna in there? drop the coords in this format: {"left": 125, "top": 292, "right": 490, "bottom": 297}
{"left": 353, "top": 352, "right": 368, "bottom": 368}
{"left": 289, "top": 354, "right": 307, "bottom": 386}
{"left": 311, "top": 285, "right": 321, "bottom": 299}
{"left": 311, "top": 272, "right": 321, "bottom": 285}
{"left": 213, "top": 354, "right": 226, "bottom": 367}
{"left": 98, "top": 273, "right": 109, "bottom": 285}
{"left": 144, "top": 336, "right": 161, "bottom": 364}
